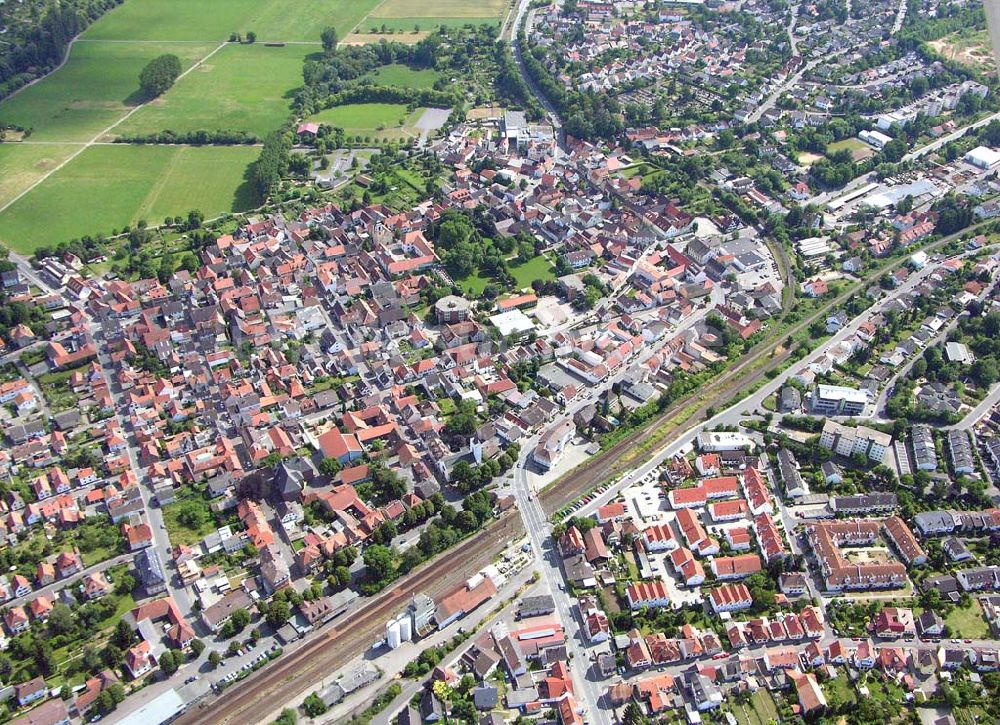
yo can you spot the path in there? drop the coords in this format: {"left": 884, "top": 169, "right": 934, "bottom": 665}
{"left": 0, "top": 40, "right": 229, "bottom": 216}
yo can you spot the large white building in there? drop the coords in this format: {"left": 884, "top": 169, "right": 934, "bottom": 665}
{"left": 819, "top": 420, "right": 891, "bottom": 463}
{"left": 696, "top": 431, "right": 755, "bottom": 452}
{"left": 811, "top": 384, "right": 868, "bottom": 416}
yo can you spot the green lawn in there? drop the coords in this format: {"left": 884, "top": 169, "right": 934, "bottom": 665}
{"left": 750, "top": 690, "right": 779, "bottom": 723}
{"left": 116, "top": 43, "right": 314, "bottom": 138}
{"left": 0, "top": 145, "right": 258, "bottom": 252}
{"left": 366, "top": 63, "right": 441, "bottom": 89}
{"left": 84, "top": 0, "right": 382, "bottom": 41}
{"left": 945, "top": 599, "right": 991, "bottom": 639}
{"left": 365, "top": 0, "right": 508, "bottom": 25}
{"left": 0, "top": 41, "right": 214, "bottom": 141}
{"left": 162, "top": 491, "right": 218, "bottom": 547}
{"left": 0, "top": 143, "right": 78, "bottom": 208}
{"left": 510, "top": 255, "right": 555, "bottom": 289}
{"left": 309, "top": 102, "right": 418, "bottom": 133}
{"left": 822, "top": 673, "right": 857, "bottom": 709}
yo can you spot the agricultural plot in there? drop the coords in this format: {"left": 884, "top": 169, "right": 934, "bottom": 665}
{"left": 361, "top": 0, "right": 508, "bottom": 31}
{"left": 0, "top": 144, "right": 77, "bottom": 208}
{"left": 0, "top": 145, "right": 258, "bottom": 253}
{"left": 83, "top": 0, "right": 381, "bottom": 42}
{"left": 114, "top": 43, "right": 314, "bottom": 138}
{"left": 0, "top": 41, "right": 213, "bottom": 141}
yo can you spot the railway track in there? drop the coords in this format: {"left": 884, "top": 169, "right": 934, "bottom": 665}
{"left": 176, "top": 512, "right": 523, "bottom": 725}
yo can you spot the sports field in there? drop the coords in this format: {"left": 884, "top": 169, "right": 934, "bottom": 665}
{"left": 115, "top": 44, "right": 315, "bottom": 138}
{"left": 0, "top": 42, "right": 213, "bottom": 141}
{"left": 0, "top": 145, "right": 258, "bottom": 253}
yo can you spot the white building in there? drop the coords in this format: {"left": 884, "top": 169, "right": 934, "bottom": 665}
{"left": 964, "top": 146, "right": 1000, "bottom": 170}
{"left": 696, "top": 431, "right": 755, "bottom": 452}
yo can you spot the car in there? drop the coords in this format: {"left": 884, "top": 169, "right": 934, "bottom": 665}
{"left": 185, "top": 675, "right": 198, "bottom": 684}
{"left": 712, "top": 652, "right": 728, "bottom": 660}
{"left": 952, "top": 639, "right": 961, "bottom": 644}
{"left": 964, "top": 639, "right": 973, "bottom": 644}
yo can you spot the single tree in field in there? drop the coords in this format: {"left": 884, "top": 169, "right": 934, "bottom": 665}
{"left": 139, "top": 54, "right": 182, "bottom": 97}
{"left": 245, "top": 31, "right": 257, "bottom": 43}
{"left": 321, "top": 26, "right": 338, "bottom": 53}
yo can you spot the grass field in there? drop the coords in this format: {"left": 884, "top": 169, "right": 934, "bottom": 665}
{"left": 308, "top": 102, "right": 423, "bottom": 136}
{"left": 366, "top": 63, "right": 441, "bottom": 88}
{"left": 84, "top": 0, "right": 382, "bottom": 42}
{"left": 115, "top": 43, "right": 314, "bottom": 138}
{"left": 945, "top": 599, "right": 991, "bottom": 639}
{"left": 0, "top": 145, "right": 258, "bottom": 252}
{"left": 0, "top": 41, "right": 213, "bottom": 141}
{"left": 0, "top": 144, "right": 78, "bottom": 208}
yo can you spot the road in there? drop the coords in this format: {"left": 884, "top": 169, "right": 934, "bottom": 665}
{"left": 903, "top": 110, "right": 1000, "bottom": 163}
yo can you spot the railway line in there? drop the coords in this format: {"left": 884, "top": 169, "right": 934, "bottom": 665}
{"left": 175, "top": 512, "right": 523, "bottom": 725}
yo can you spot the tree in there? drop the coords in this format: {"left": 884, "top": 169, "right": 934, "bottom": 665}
{"left": 333, "top": 565, "right": 351, "bottom": 588}
{"left": 266, "top": 597, "right": 291, "bottom": 628}
{"left": 318, "top": 457, "right": 342, "bottom": 477}
{"left": 364, "top": 544, "right": 395, "bottom": 582}
{"left": 113, "top": 619, "right": 135, "bottom": 649}
{"left": 160, "top": 649, "right": 180, "bottom": 676}
{"left": 230, "top": 607, "right": 251, "bottom": 633}
{"left": 190, "top": 639, "right": 205, "bottom": 657}
{"left": 303, "top": 693, "right": 327, "bottom": 717}
{"left": 208, "top": 651, "right": 222, "bottom": 669}
{"left": 139, "top": 54, "right": 182, "bottom": 97}
{"left": 245, "top": 31, "right": 257, "bottom": 43}
{"left": 47, "top": 603, "right": 74, "bottom": 635}
{"left": 274, "top": 709, "right": 297, "bottom": 725}
{"left": 321, "top": 26, "right": 338, "bottom": 53}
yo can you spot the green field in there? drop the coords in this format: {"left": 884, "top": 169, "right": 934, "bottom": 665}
{"left": 116, "top": 44, "right": 314, "bottom": 138}
{"left": 84, "top": 0, "right": 382, "bottom": 42}
{"left": 0, "top": 145, "right": 258, "bottom": 253}
{"left": 366, "top": 63, "right": 441, "bottom": 88}
{"left": 0, "top": 42, "right": 214, "bottom": 141}
{"left": 309, "top": 102, "right": 421, "bottom": 134}
{"left": 0, "top": 144, "right": 78, "bottom": 208}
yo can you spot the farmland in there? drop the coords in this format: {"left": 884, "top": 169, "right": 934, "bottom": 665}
{"left": 359, "top": 0, "right": 510, "bottom": 31}
{"left": 0, "top": 0, "right": 489, "bottom": 252}
{"left": 0, "top": 145, "right": 258, "bottom": 253}
{"left": 0, "top": 144, "right": 77, "bottom": 208}
{"left": 0, "top": 41, "right": 213, "bottom": 141}
{"left": 83, "top": 0, "right": 382, "bottom": 42}
{"left": 114, "top": 43, "right": 315, "bottom": 138}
